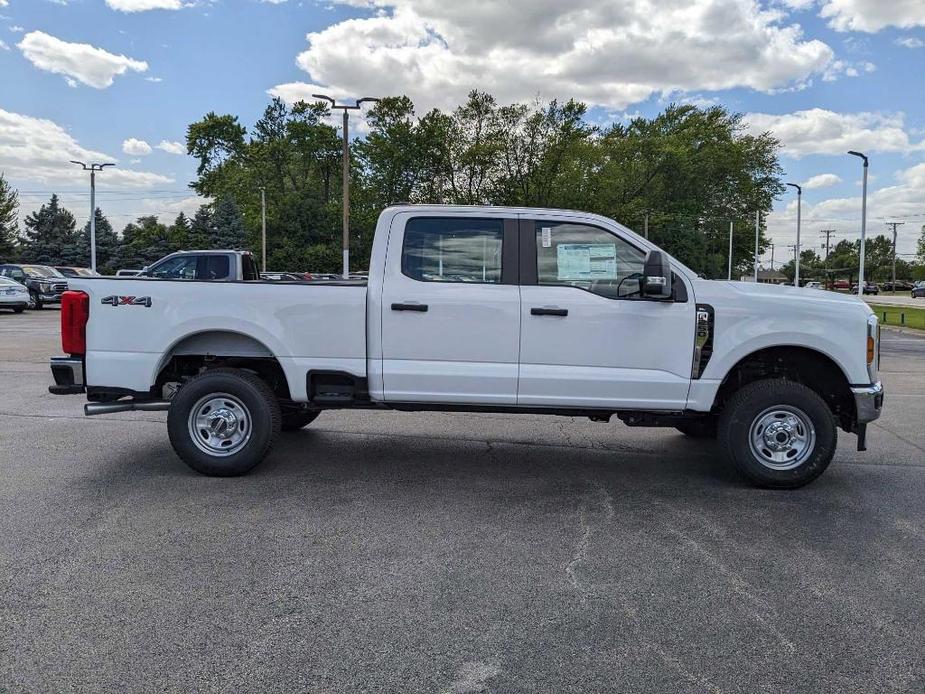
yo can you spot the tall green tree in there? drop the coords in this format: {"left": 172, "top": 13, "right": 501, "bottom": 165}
{"left": 188, "top": 205, "right": 213, "bottom": 248}
{"left": 117, "top": 216, "right": 173, "bottom": 269}
{"left": 168, "top": 212, "right": 192, "bottom": 249}
{"left": 0, "top": 173, "right": 19, "bottom": 261}
{"left": 210, "top": 196, "right": 246, "bottom": 249}
{"left": 74, "top": 208, "right": 120, "bottom": 272}
{"left": 19, "top": 194, "right": 78, "bottom": 266}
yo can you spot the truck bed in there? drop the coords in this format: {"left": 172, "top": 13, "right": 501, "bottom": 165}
{"left": 68, "top": 277, "right": 368, "bottom": 401}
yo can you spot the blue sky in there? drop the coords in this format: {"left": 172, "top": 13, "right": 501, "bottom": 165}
{"left": 1, "top": 0, "right": 923, "bottom": 261}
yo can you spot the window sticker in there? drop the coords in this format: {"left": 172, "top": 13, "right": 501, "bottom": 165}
{"left": 541, "top": 227, "right": 552, "bottom": 248}
{"left": 556, "top": 243, "right": 617, "bottom": 280}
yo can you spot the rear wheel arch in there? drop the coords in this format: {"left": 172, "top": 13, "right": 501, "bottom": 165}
{"left": 154, "top": 330, "right": 293, "bottom": 401}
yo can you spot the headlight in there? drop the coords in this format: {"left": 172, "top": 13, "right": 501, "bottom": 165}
{"left": 39, "top": 282, "right": 51, "bottom": 292}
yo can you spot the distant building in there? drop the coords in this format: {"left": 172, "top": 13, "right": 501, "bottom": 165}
{"left": 742, "top": 269, "right": 788, "bottom": 284}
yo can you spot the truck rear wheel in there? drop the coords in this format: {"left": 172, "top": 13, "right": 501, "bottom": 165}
{"left": 718, "top": 379, "right": 836, "bottom": 489}
{"left": 167, "top": 368, "right": 281, "bottom": 476}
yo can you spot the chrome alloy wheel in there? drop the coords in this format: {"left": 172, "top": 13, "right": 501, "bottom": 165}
{"left": 748, "top": 405, "right": 816, "bottom": 470}
{"left": 187, "top": 393, "right": 252, "bottom": 457}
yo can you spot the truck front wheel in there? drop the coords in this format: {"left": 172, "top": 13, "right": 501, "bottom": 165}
{"left": 167, "top": 368, "right": 281, "bottom": 476}
{"left": 718, "top": 379, "right": 836, "bottom": 489}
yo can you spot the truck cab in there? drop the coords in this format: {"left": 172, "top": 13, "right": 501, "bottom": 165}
{"left": 141, "top": 250, "right": 260, "bottom": 281}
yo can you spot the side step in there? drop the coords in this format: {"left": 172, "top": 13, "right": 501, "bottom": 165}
{"left": 85, "top": 400, "right": 171, "bottom": 416}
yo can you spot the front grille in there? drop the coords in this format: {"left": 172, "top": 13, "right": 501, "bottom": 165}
{"left": 51, "top": 282, "right": 67, "bottom": 293}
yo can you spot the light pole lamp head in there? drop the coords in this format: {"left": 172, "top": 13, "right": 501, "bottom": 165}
{"left": 98, "top": 162, "right": 115, "bottom": 170}
{"left": 786, "top": 182, "right": 802, "bottom": 195}
{"left": 847, "top": 150, "right": 868, "bottom": 166}
{"left": 312, "top": 93, "right": 336, "bottom": 107}
{"left": 356, "top": 97, "right": 380, "bottom": 107}
{"left": 70, "top": 160, "right": 88, "bottom": 169}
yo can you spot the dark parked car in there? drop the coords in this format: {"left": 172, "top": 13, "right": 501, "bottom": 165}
{"left": 912, "top": 281, "right": 925, "bottom": 299}
{"left": 881, "top": 280, "right": 914, "bottom": 292}
{"left": 851, "top": 282, "right": 879, "bottom": 295}
{"left": 0, "top": 264, "right": 68, "bottom": 309}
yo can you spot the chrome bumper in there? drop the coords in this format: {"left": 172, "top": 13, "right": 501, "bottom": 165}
{"left": 49, "top": 356, "right": 85, "bottom": 395}
{"left": 851, "top": 381, "right": 883, "bottom": 424}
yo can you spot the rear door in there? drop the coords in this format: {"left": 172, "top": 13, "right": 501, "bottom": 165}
{"left": 517, "top": 217, "right": 695, "bottom": 410}
{"left": 379, "top": 213, "right": 521, "bottom": 404}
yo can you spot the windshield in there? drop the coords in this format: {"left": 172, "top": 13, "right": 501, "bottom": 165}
{"left": 22, "top": 265, "right": 64, "bottom": 278}
{"left": 0, "top": 277, "right": 23, "bottom": 286}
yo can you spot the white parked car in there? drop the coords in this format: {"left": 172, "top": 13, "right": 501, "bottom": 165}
{"left": 804, "top": 281, "right": 823, "bottom": 290}
{"left": 0, "top": 276, "right": 29, "bottom": 313}
{"left": 48, "top": 205, "right": 883, "bottom": 488}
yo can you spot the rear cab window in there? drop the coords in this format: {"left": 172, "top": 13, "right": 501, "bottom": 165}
{"left": 402, "top": 217, "right": 504, "bottom": 284}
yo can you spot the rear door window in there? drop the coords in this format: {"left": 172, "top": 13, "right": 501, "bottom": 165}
{"left": 197, "top": 255, "right": 231, "bottom": 280}
{"left": 402, "top": 217, "right": 504, "bottom": 284}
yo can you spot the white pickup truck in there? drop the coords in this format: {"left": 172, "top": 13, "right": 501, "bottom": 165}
{"left": 49, "top": 205, "right": 883, "bottom": 488}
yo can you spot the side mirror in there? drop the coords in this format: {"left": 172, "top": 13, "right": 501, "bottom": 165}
{"left": 642, "top": 250, "right": 673, "bottom": 299}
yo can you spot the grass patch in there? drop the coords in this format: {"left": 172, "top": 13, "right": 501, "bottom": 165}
{"left": 872, "top": 305, "right": 925, "bottom": 330}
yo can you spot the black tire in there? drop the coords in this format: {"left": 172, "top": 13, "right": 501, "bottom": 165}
{"left": 281, "top": 409, "right": 320, "bottom": 432}
{"left": 167, "top": 368, "right": 281, "bottom": 477}
{"left": 29, "top": 292, "right": 42, "bottom": 310}
{"left": 718, "top": 378, "right": 836, "bottom": 489}
{"left": 13, "top": 307, "right": 25, "bottom": 314}
{"left": 675, "top": 417, "right": 718, "bottom": 439}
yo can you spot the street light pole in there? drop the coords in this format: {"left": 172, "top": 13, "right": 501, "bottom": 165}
{"left": 754, "top": 210, "right": 760, "bottom": 282}
{"left": 313, "top": 94, "right": 380, "bottom": 278}
{"left": 260, "top": 187, "right": 267, "bottom": 273}
{"left": 727, "top": 220, "right": 734, "bottom": 280}
{"left": 70, "top": 161, "right": 115, "bottom": 272}
{"left": 786, "top": 182, "right": 802, "bottom": 286}
{"left": 848, "top": 151, "right": 868, "bottom": 297}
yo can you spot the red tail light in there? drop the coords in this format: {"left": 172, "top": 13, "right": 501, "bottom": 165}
{"left": 61, "top": 290, "right": 89, "bottom": 355}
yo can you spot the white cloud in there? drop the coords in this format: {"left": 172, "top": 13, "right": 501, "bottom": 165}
{"left": 105, "top": 0, "right": 184, "bottom": 11}
{"left": 895, "top": 36, "right": 924, "bottom": 48}
{"left": 767, "top": 163, "right": 925, "bottom": 256}
{"left": 156, "top": 140, "right": 186, "bottom": 155}
{"left": 815, "top": 0, "right": 925, "bottom": 32}
{"left": 270, "top": 0, "right": 837, "bottom": 113}
{"left": 0, "top": 107, "right": 173, "bottom": 187}
{"left": 10, "top": 25, "right": 24, "bottom": 32}
{"left": 0, "top": 1, "right": 8, "bottom": 8}
{"left": 17, "top": 31, "right": 148, "bottom": 88}
{"left": 122, "top": 137, "right": 152, "bottom": 155}
{"left": 803, "top": 173, "right": 842, "bottom": 189}
{"left": 744, "top": 109, "right": 925, "bottom": 157}
{"left": 0, "top": 39, "right": 7, "bottom": 51}
{"left": 145, "top": 76, "right": 163, "bottom": 82}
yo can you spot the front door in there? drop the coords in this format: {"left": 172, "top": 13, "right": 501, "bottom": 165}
{"left": 379, "top": 214, "right": 522, "bottom": 404}
{"left": 517, "top": 218, "right": 695, "bottom": 410}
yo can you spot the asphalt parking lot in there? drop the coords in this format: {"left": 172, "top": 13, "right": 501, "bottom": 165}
{"left": 2, "top": 310, "right": 924, "bottom": 693}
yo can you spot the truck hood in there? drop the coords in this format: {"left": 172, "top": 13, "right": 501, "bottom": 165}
{"left": 695, "top": 279, "right": 873, "bottom": 313}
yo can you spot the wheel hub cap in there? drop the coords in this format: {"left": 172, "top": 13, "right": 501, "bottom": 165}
{"left": 188, "top": 394, "right": 252, "bottom": 457}
{"left": 749, "top": 406, "right": 816, "bottom": 471}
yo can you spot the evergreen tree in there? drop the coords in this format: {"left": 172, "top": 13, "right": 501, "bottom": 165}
{"left": 0, "top": 173, "right": 19, "bottom": 261}
{"left": 74, "top": 208, "right": 120, "bottom": 272}
{"left": 116, "top": 216, "right": 173, "bottom": 269}
{"left": 20, "top": 194, "right": 78, "bottom": 265}
{"left": 188, "top": 205, "right": 213, "bottom": 248}
{"left": 169, "top": 212, "right": 192, "bottom": 249}
{"left": 210, "top": 196, "right": 246, "bottom": 249}
{"left": 917, "top": 224, "right": 925, "bottom": 265}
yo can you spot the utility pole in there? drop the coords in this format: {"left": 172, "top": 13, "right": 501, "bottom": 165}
{"left": 848, "top": 151, "right": 869, "bottom": 296}
{"left": 260, "top": 187, "right": 267, "bottom": 273}
{"left": 643, "top": 212, "right": 649, "bottom": 240}
{"left": 886, "top": 221, "right": 905, "bottom": 293}
{"left": 754, "top": 210, "right": 760, "bottom": 282}
{"left": 312, "top": 94, "right": 380, "bottom": 278}
{"left": 786, "top": 182, "right": 802, "bottom": 286}
{"left": 820, "top": 229, "right": 836, "bottom": 288}
{"left": 769, "top": 241, "right": 775, "bottom": 270}
{"left": 70, "top": 161, "right": 115, "bottom": 272}
{"left": 727, "top": 221, "right": 734, "bottom": 280}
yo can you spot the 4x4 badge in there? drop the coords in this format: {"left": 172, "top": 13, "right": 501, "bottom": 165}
{"left": 101, "top": 295, "right": 152, "bottom": 307}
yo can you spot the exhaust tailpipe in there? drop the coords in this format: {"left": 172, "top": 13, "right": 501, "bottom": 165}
{"left": 84, "top": 400, "right": 171, "bottom": 416}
